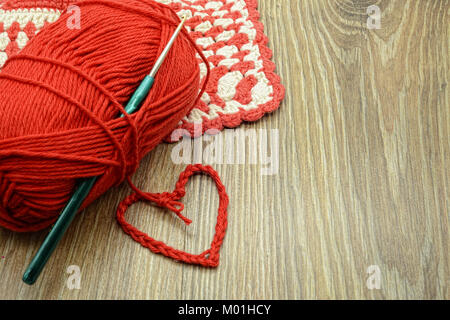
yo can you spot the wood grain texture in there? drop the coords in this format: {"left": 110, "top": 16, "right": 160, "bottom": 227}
{"left": 0, "top": 0, "right": 448, "bottom": 299}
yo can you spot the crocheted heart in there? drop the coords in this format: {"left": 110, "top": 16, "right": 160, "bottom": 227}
{"left": 116, "top": 164, "right": 229, "bottom": 267}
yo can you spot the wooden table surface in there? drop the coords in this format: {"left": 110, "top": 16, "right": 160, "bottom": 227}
{"left": 0, "top": 0, "right": 448, "bottom": 300}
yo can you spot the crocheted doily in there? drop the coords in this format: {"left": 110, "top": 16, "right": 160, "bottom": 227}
{"left": 0, "top": 0, "right": 284, "bottom": 139}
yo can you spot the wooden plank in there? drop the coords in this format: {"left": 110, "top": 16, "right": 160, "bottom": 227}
{"left": 0, "top": 0, "right": 448, "bottom": 299}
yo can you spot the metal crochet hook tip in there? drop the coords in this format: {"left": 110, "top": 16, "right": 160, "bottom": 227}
{"left": 149, "top": 15, "right": 187, "bottom": 78}
{"left": 22, "top": 17, "right": 188, "bottom": 285}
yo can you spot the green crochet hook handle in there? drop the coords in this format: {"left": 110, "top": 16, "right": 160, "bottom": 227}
{"left": 22, "top": 16, "right": 187, "bottom": 285}
{"left": 22, "top": 76, "right": 154, "bottom": 285}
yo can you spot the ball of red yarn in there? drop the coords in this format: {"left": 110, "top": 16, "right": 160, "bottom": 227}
{"left": 0, "top": 0, "right": 208, "bottom": 232}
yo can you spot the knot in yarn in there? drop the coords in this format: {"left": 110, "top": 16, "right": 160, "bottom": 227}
{"left": 0, "top": 0, "right": 209, "bottom": 232}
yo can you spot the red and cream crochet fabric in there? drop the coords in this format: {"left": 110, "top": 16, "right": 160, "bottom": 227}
{"left": 0, "top": 0, "right": 284, "bottom": 138}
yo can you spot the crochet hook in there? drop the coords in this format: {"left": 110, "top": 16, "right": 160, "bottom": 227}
{"left": 22, "top": 16, "right": 187, "bottom": 285}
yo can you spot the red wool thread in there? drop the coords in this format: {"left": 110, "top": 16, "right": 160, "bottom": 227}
{"left": 0, "top": 0, "right": 229, "bottom": 267}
